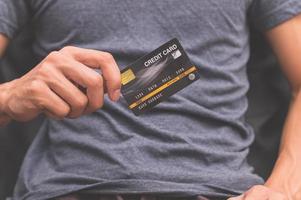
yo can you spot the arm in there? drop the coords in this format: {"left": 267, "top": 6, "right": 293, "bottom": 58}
{"left": 264, "top": 14, "right": 301, "bottom": 199}
{"left": 229, "top": 14, "right": 301, "bottom": 200}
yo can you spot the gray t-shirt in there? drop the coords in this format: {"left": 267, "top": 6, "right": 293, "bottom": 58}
{"left": 1, "top": 0, "right": 301, "bottom": 200}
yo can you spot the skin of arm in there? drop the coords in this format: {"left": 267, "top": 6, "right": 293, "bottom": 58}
{"left": 229, "top": 14, "right": 301, "bottom": 200}
{"left": 264, "top": 14, "right": 301, "bottom": 200}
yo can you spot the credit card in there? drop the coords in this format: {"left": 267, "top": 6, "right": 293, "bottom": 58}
{"left": 121, "top": 38, "right": 200, "bottom": 115}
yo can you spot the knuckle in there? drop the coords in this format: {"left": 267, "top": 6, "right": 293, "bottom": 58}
{"left": 109, "top": 70, "right": 121, "bottom": 84}
{"left": 61, "top": 46, "right": 76, "bottom": 53}
{"left": 47, "top": 51, "right": 61, "bottom": 60}
{"left": 112, "top": 74, "right": 122, "bottom": 86}
{"left": 89, "top": 74, "right": 103, "bottom": 88}
{"left": 29, "top": 79, "right": 44, "bottom": 95}
{"left": 39, "top": 62, "right": 52, "bottom": 71}
{"left": 74, "top": 96, "right": 88, "bottom": 109}
{"left": 102, "top": 52, "right": 114, "bottom": 60}
{"left": 42, "top": 51, "right": 62, "bottom": 67}
{"left": 57, "top": 105, "right": 70, "bottom": 119}
{"left": 37, "top": 63, "right": 55, "bottom": 78}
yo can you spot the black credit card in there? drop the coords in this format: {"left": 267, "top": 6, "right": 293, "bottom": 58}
{"left": 121, "top": 38, "right": 200, "bottom": 115}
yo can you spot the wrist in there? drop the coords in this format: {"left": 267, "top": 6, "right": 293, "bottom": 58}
{"left": 0, "top": 81, "right": 12, "bottom": 114}
{"left": 0, "top": 81, "right": 14, "bottom": 125}
{"left": 265, "top": 149, "right": 301, "bottom": 198}
{"left": 265, "top": 180, "right": 286, "bottom": 195}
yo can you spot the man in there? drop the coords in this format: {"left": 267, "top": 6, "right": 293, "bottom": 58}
{"left": 0, "top": 0, "right": 301, "bottom": 199}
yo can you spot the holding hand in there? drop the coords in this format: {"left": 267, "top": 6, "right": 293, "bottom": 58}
{"left": 0, "top": 46, "right": 121, "bottom": 125}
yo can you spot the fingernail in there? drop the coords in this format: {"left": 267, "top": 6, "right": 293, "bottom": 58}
{"left": 111, "top": 89, "right": 120, "bottom": 102}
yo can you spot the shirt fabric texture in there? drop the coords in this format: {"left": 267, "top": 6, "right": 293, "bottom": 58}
{"left": 1, "top": 0, "right": 301, "bottom": 200}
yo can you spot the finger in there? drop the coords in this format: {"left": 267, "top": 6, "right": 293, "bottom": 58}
{"left": 56, "top": 58, "right": 105, "bottom": 114}
{"left": 38, "top": 86, "right": 71, "bottom": 120}
{"left": 60, "top": 46, "right": 121, "bottom": 101}
{"left": 84, "top": 74, "right": 104, "bottom": 114}
{"left": 46, "top": 70, "right": 88, "bottom": 118}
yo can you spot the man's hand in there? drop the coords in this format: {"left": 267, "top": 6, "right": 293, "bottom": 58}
{"left": 228, "top": 185, "right": 287, "bottom": 200}
{"left": 0, "top": 46, "right": 121, "bottom": 124}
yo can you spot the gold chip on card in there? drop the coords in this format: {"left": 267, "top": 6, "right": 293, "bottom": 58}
{"left": 121, "top": 68, "right": 136, "bottom": 85}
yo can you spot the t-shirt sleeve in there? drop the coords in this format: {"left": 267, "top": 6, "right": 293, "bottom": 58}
{"left": 249, "top": 0, "right": 301, "bottom": 31}
{"left": 0, "top": 0, "right": 30, "bottom": 39}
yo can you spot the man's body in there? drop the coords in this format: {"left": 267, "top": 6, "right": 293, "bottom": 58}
{"left": 0, "top": 0, "right": 301, "bottom": 199}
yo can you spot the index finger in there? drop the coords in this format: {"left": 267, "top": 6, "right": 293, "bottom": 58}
{"left": 60, "top": 46, "right": 121, "bottom": 101}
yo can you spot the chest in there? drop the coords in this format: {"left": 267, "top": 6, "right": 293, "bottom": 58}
{"left": 30, "top": 0, "right": 250, "bottom": 49}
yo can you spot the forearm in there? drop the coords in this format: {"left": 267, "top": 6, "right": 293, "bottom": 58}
{"left": 265, "top": 91, "right": 301, "bottom": 199}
